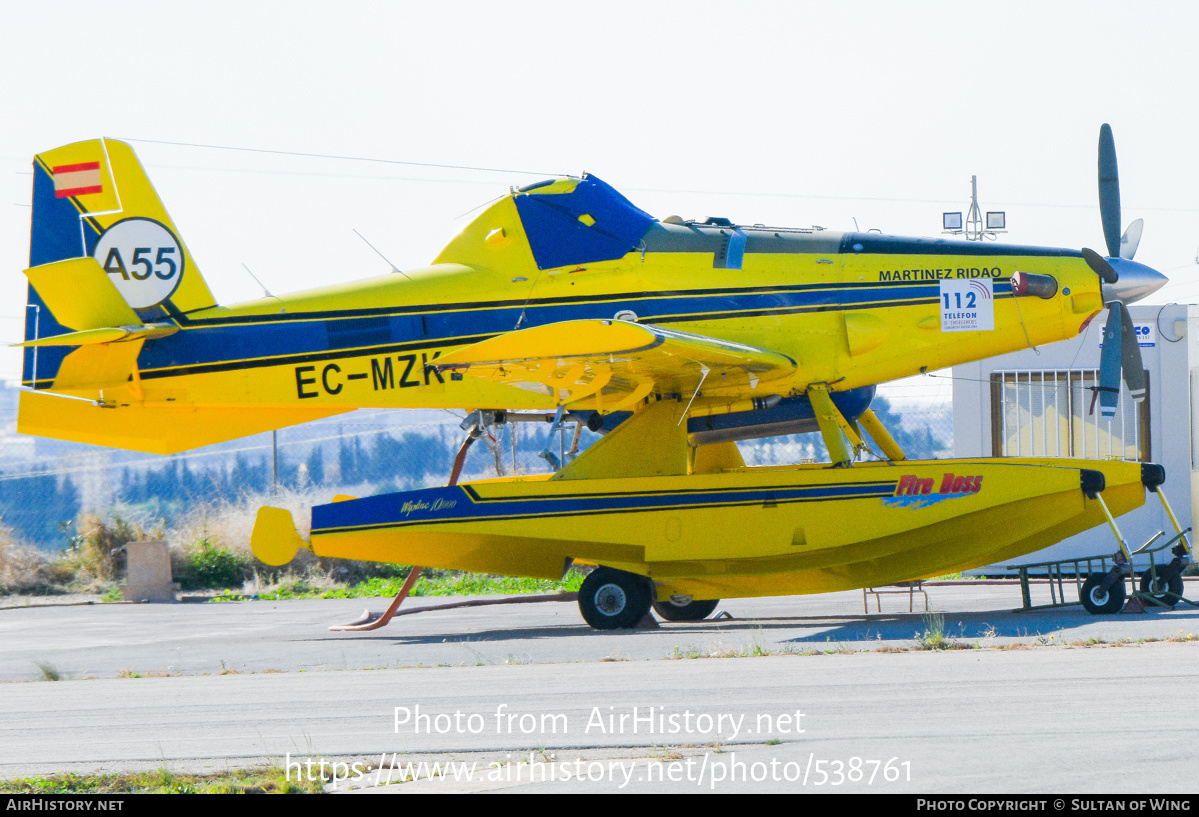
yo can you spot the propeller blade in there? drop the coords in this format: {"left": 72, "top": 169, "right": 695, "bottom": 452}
{"left": 1117, "top": 301, "right": 1146, "bottom": 402}
{"left": 1097, "top": 305, "right": 1123, "bottom": 418}
{"left": 1119, "top": 218, "right": 1143, "bottom": 260}
{"left": 1098, "top": 123, "right": 1122, "bottom": 258}
{"left": 1082, "top": 247, "right": 1119, "bottom": 284}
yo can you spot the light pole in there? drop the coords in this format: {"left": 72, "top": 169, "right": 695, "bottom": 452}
{"left": 942, "top": 176, "right": 1007, "bottom": 241}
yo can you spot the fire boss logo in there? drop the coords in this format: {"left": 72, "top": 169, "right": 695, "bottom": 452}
{"left": 886, "top": 473, "right": 983, "bottom": 508}
{"left": 895, "top": 473, "right": 983, "bottom": 497}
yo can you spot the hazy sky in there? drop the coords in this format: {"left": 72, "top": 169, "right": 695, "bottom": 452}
{"left": 2, "top": 0, "right": 1198, "bottom": 384}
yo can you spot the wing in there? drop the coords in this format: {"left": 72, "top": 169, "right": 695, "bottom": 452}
{"left": 435, "top": 319, "right": 796, "bottom": 410}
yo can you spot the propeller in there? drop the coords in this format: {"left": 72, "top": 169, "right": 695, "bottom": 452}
{"left": 1082, "top": 124, "right": 1163, "bottom": 417}
{"left": 1119, "top": 218, "right": 1143, "bottom": 260}
{"left": 1098, "top": 123, "right": 1122, "bottom": 258}
{"left": 1096, "top": 301, "right": 1147, "bottom": 418}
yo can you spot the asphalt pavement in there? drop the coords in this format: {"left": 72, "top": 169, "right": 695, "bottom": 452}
{"left": 3, "top": 582, "right": 1198, "bottom": 793}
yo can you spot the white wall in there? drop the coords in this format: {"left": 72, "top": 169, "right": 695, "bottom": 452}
{"left": 952, "top": 303, "right": 1195, "bottom": 568}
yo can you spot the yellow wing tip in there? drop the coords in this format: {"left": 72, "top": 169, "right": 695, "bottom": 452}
{"left": 250, "top": 507, "right": 307, "bottom": 566}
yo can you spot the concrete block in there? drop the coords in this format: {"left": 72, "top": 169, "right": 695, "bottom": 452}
{"left": 123, "top": 540, "right": 176, "bottom": 602}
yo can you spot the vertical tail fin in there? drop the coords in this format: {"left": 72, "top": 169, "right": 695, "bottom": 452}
{"left": 24, "top": 138, "right": 217, "bottom": 387}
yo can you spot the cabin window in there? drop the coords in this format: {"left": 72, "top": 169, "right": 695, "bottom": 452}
{"left": 989, "top": 369, "right": 1150, "bottom": 462}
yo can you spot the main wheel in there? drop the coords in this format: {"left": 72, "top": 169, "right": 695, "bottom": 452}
{"left": 578, "top": 567, "right": 653, "bottom": 630}
{"left": 652, "top": 598, "right": 720, "bottom": 622}
{"left": 1080, "top": 574, "right": 1126, "bottom": 614}
{"left": 1139, "top": 573, "right": 1184, "bottom": 609}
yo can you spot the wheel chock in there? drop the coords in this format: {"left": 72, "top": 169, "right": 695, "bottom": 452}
{"left": 634, "top": 612, "right": 660, "bottom": 629}
{"left": 1120, "top": 595, "right": 1147, "bottom": 614}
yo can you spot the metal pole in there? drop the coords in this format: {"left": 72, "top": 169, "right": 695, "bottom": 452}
{"left": 27, "top": 304, "right": 40, "bottom": 388}
{"left": 272, "top": 430, "right": 278, "bottom": 496}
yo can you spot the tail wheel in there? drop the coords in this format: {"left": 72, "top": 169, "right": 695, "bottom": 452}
{"left": 1080, "top": 574, "right": 1126, "bottom": 614}
{"left": 578, "top": 567, "right": 652, "bottom": 630}
{"left": 652, "top": 598, "right": 720, "bottom": 622}
{"left": 1139, "top": 573, "right": 1184, "bottom": 609}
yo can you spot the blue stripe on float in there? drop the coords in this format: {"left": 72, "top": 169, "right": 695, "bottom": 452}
{"left": 310, "top": 480, "right": 899, "bottom": 534}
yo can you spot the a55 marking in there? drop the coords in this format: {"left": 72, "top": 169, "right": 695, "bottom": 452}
{"left": 295, "top": 352, "right": 444, "bottom": 399}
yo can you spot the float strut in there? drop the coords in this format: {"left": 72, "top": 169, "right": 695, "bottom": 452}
{"left": 858, "top": 408, "right": 907, "bottom": 462}
{"left": 807, "top": 384, "right": 854, "bottom": 467}
{"left": 539, "top": 403, "right": 567, "bottom": 471}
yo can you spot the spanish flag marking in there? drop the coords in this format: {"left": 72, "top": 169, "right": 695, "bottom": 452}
{"left": 52, "top": 161, "right": 102, "bottom": 198}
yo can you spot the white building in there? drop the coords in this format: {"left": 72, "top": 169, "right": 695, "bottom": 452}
{"left": 952, "top": 303, "right": 1195, "bottom": 568}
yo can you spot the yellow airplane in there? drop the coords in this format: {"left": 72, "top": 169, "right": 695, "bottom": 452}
{"left": 15, "top": 128, "right": 1180, "bottom": 628}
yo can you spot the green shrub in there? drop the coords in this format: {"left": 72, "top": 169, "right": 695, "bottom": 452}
{"left": 175, "top": 538, "right": 248, "bottom": 590}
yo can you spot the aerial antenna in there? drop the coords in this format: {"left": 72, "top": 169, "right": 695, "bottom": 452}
{"left": 242, "top": 263, "right": 278, "bottom": 299}
{"left": 455, "top": 193, "right": 505, "bottom": 221}
{"left": 353, "top": 229, "right": 412, "bottom": 280}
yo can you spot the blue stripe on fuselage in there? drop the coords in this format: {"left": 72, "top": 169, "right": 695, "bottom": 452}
{"left": 137, "top": 279, "right": 1009, "bottom": 378}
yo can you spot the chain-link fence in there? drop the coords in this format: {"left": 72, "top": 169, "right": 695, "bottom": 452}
{"left": 0, "top": 380, "right": 955, "bottom": 551}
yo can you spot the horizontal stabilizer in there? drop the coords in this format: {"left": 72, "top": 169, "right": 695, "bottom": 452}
{"left": 24, "top": 257, "right": 140, "bottom": 331}
{"left": 15, "top": 323, "right": 177, "bottom": 347}
{"left": 435, "top": 319, "right": 796, "bottom": 407}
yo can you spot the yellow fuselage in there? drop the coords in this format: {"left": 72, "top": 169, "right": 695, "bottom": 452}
{"left": 23, "top": 202, "right": 1102, "bottom": 455}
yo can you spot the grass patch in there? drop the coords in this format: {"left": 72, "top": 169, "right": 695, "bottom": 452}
{"left": 34, "top": 662, "right": 63, "bottom": 682}
{"left": 1, "top": 767, "right": 326, "bottom": 794}
{"left": 0, "top": 524, "right": 76, "bottom": 597}
{"left": 257, "top": 568, "right": 585, "bottom": 600}
{"left": 914, "top": 613, "right": 969, "bottom": 650}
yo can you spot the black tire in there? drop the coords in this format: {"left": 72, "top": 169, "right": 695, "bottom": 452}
{"left": 652, "top": 598, "right": 720, "bottom": 622}
{"left": 1080, "top": 574, "right": 1126, "bottom": 614}
{"left": 578, "top": 567, "right": 653, "bottom": 630}
{"left": 1139, "top": 572, "right": 1184, "bottom": 609}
